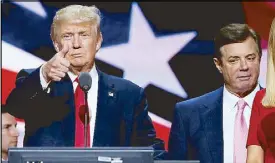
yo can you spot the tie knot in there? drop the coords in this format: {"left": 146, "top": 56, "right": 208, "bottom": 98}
{"left": 74, "top": 77, "right": 79, "bottom": 83}
{"left": 237, "top": 99, "right": 247, "bottom": 111}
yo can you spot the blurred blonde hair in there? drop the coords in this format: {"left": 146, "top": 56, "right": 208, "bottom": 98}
{"left": 50, "top": 4, "right": 102, "bottom": 41}
{"left": 262, "top": 17, "right": 275, "bottom": 107}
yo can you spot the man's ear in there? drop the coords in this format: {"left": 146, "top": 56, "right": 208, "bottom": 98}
{"left": 213, "top": 57, "right": 223, "bottom": 74}
{"left": 96, "top": 32, "right": 103, "bottom": 51}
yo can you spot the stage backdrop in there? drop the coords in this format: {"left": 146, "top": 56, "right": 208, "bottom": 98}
{"left": 2, "top": 2, "right": 274, "bottom": 150}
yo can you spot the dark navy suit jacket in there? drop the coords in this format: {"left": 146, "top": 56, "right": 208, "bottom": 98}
{"left": 6, "top": 66, "right": 165, "bottom": 159}
{"left": 168, "top": 86, "right": 262, "bottom": 163}
{"left": 168, "top": 87, "right": 225, "bottom": 163}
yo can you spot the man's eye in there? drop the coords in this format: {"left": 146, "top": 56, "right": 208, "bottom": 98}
{"left": 247, "top": 57, "right": 255, "bottom": 61}
{"left": 3, "top": 125, "right": 10, "bottom": 129}
{"left": 81, "top": 33, "right": 89, "bottom": 36}
{"left": 229, "top": 59, "right": 237, "bottom": 63}
{"left": 63, "top": 35, "right": 71, "bottom": 39}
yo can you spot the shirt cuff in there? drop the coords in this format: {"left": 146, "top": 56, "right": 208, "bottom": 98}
{"left": 40, "top": 64, "right": 50, "bottom": 90}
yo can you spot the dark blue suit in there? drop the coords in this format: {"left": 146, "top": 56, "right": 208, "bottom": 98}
{"left": 6, "top": 66, "right": 165, "bottom": 158}
{"left": 168, "top": 87, "right": 224, "bottom": 163}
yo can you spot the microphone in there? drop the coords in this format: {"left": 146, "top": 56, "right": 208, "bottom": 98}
{"left": 78, "top": 72, "right": 92, "bottom": 147}
{"left": 79, "top": 72, "right": 92, "bottom": 92}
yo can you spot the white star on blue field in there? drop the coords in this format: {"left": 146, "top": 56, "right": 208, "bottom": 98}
{"left": 96, "top": 3, "right": 197, "bottom": 98}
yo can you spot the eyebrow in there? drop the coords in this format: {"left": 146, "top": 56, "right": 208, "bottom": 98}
{"left": 227, "top": 53, "right": 256, "bottom": 59}
{"left": 2, "top": 122, "right": 17, "bottom": 127}
{"left": 228, "top": 56, "right": 239, "bottom": 59}
{"left": 2, "top": 124, "right": 11, "bottom": 127}
{"left": 245, "top": 53, "right": 256, "bottom": 57}
{"left": 61, "top": 32, "right": 73, "bottom": 35}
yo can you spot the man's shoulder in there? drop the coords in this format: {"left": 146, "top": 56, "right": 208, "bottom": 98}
{"left": 16, "top": 68, "right": 38, "bottom": 78}
{"left": 17, "top": 68, "right": 37, "bottom": 74}
{"left": 175, "top": 87, "right": 223, "bottom": 112}
{"left": 101, "top": 71, "right": 142, "bottom": 93}
{"left": 15, "top": 68, "right": 41, "bottom": 83}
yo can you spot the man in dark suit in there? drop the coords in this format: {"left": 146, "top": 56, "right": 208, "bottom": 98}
{"left": 5, "top": 4, "right": 164, "bottom": 158}
{"left": 168, "top": 23, "right": 263, "bottom": 163}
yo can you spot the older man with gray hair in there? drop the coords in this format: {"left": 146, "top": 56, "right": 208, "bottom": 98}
{"left": 6, "top": 4, "right": 165, "bottom": 158}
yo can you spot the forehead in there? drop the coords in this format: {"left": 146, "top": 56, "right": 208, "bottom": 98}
{"left": 2, "top": 113, "right": 16, "bottom": 125}
{"left": 58, "top": 20, "right": 95, "bottom": 33}
{"left": 220, "top": 37, "right": 259, "bottom": 58}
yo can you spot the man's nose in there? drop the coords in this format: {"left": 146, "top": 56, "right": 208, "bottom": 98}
{"left": 73, "top": 35, "right": 81, "bottom": 49}
{"left": 240, "top": 59, "right": 249, "bottom": 70}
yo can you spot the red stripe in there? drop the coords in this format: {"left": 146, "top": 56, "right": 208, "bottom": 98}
{"left": 153, "top": 122, "right": 170, "bottom": 150}
{"left": 16, "top": 118, "right": 25, "bottom": 122}
{"left": 266, "top": 2, "right": 275, "bottom": 9}
{"left": 1, "top": 68, "right": 25, "bottom": 122}
{"left": 242, "top": 2, "right": 275, "bottom": 41}
{"left": 1, "top": 68, "right": 17, "bottom": 104}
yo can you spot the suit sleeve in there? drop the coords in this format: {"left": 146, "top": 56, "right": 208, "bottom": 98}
{"left": 168, "top": 103, "right": 188, "bottom": 160}
{"left": 6, "top": 66, "right": 69, "bottom": 123}
{"left": 130, "top": 88, "right": 166, "bottom": 159}
{"left": 5, "top": 67, "right": 44, "bottom": 118}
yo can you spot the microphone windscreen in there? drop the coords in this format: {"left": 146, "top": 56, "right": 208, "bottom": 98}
{"left": 79, "top": 72, "right": 92, "bottom": 92}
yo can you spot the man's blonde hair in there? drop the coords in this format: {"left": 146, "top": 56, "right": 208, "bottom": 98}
{"left": 50, "top": 4, "right": 102, "bottom": 41}
{"left": 262, "top": 17, "right": 275, "bottom": 107}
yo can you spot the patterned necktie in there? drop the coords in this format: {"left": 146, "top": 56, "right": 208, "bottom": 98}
{"left": 233, "top": 99, "right": 248, "bottom": 163}
{"left": 74, "top": 78, "right": 90, "bottom": 147}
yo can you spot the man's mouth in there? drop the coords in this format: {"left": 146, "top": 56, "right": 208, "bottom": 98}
{"left": 238, "top": 75, "right": 251, "bottom": 81}
{"left": 72, "top": 53, "right": 82, "bottom": 57}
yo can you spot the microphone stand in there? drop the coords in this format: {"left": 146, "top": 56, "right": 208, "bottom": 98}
{"left": 84, "top": 91, "right": 89, "bottom": 147}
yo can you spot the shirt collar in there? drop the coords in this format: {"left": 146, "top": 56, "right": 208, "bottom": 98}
{"left": 67, "top": 64, "right": 98, "bottom": 83}
{"left": 223, "top": 84, "right": 260, "bottom": 109}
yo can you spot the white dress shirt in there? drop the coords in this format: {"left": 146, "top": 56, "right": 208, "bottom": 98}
{"left": 222, "top": 84, "right": 260, "bottom": 163}
{"left": 40, "top": 64, "right": 99, "bottom": 147}
{"left": 2, "top": 156, "right": 8, "bottom": 162}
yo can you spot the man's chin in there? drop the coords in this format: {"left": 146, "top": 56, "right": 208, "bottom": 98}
{"left": 237, "top": 83, "right": 256, "bottom": 93}
{"left": 70, "top": 63, "right": 91, "bottom": 73}
{"left": 70, "top": 62, "right": 85, "bottom": 68}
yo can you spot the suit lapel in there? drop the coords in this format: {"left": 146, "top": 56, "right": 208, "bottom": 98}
{"left": 50, "top": 74, "right": 75, "bottom": 146}
{"left": 93, "top": 69, "right": 119, "bottom": 146}
{"left": 200, "top": 87, "right": 224, "bottom": 163}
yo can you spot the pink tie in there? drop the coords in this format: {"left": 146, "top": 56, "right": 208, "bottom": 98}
{"left": 234, "top": 99, "right": 248, "bottom": 163}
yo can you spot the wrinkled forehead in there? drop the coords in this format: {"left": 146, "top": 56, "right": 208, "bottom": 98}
{"left": 2, "top": 113, "right": 17, "bottom": 126}
{"left": 59, "top": 20, "right": 95, "bottom": 30}
{"left": 220, "top": 37, "right": 259, "bottom": 58}
{"left": 56, "top": 20, "right": 98, "bottom": 36}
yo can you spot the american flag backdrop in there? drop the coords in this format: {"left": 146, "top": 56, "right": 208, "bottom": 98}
{"left": 2, "top": 2, "right": 274, "bottom": 150}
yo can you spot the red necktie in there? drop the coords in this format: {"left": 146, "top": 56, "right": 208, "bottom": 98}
{"left": 74, "top": 78, "right": 90, "bottom": 147}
